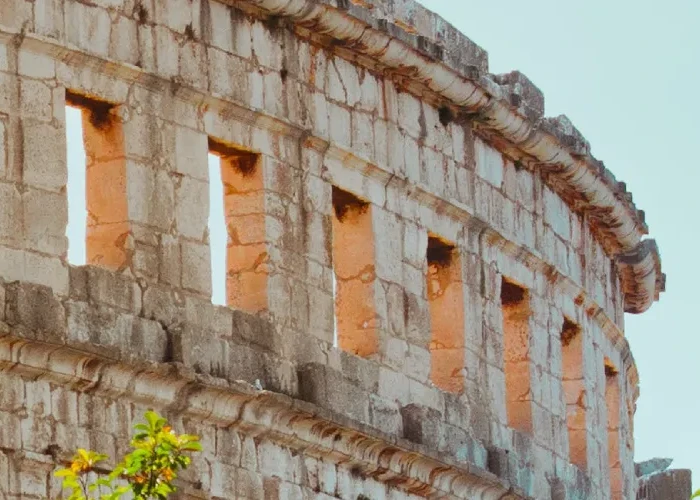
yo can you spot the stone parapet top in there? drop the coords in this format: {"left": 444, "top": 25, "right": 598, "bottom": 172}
{"left": 233, "top": 0, "right": 664, "bottom": 313}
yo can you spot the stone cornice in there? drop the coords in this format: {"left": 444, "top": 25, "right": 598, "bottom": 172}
{"left": 0, "top": 335, "right": 527, "bottom": 500}
{"left": 230, "top": 0, "right": 664, "bottom": 313}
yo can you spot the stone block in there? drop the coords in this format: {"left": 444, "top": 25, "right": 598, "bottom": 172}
{"left": 175, "top": 176, "right": 209, "bottom": 240}
{"left": 440, "top": 423, "right": 487, "bottom": 468}
{"left": 373, "top": 209, "right": 403, "bottom": 283}
{"left": 298, "top": 363, "right": 369, "bottom": 423}
{"left": 377, "top": 366, "right": 410, "bottom": 405}
{"left": 65, "top": 1, "right": 111, "bottom": 56}
{"left": 19, "top": 50, "right": 56, "bottom": 80}
{"left": 328, "top": 102, "right": 351, "bottom": 149}
{"left": 5, "top": 281, "right": 66, "bottom": 343}
{"left": 487, "top": 446, "right": 513, "bottom": 482}
{"left": 180, "top": 41, "right": 208, "bottom": 90}
{"left": 172, "top": 323, "right": 226, "bottom": 376}
{"left": 444, "top": 392, "right": 472, "bottom": 430}
{"left": 20, "top": 79, "right": 53, "bottom": 121}
{"left": 369, "top": 395, "right": 402, "bottom": 436}
{"left": 128, "top": 317, "right": 168, "bottom": 362}
{"left": 0, "top": 183, "right": 22, "bottom": 245}
{"left": 637, "top": 469, "right": 691, "bottom": 500}
{"left": 232, "top": 308, "right": 277, "bottom": 352}
{"left": 339, "top": 351, "right": 379, "bottom": 393}
{"left": 126, "top": 162, "right": 174, "bottom": 231}
{"left": 408, "top": 379, "right": 444, "bottom": 412}
{"left": 66, "top": 301, "right": 133, "bottom": 358}
{"left": 475, "top": 138, "right": 504, "bottom": 189}
{"left": 400, "top": 403, "right": 442, "bottom": 447}
{"left": 109, "top": 15, "right": 139, "bottom": 66}
{"left": 184, "top": 296, "right": 232, "bottom": 336}
{"left": 174, "top": 127, "right": 209, "bottom": 181}
{"left": 22, "top": 120, "right": 67, "bottom": 192}
{"left": 181, "top": 240, "right": 212, "bottom": 296}
{"left": 0, "top": 412, "right": 21, "bottom": 449}
{"left": 0, "top": 0, "right": 33, "bottom": 31}
{"left": 21, "top": 415, "right": 54, "bottom": 452}
{"left": 543, "top": 187, "right": 571, "bottom": 240}
{"left": 493, "top": 71, "right": 545, "bottom": 122}
{"left": 85, "top": 266, "right": 141, "bottom": 313}
{"left": 142, "top": 283, "right": 182, "bottom": 327}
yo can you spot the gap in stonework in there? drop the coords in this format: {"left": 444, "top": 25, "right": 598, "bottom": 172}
{"left": 65, "top": 105, "right": 87, "bottom": 266}
{"left": 332, "top": 272, "right": 339, "bottom": 348}
{"left": 208, "top": 153, "right": 227, "bottom": 306}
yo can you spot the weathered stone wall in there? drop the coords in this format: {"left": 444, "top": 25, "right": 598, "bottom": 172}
{"left": 637, "top": 470, "right": 692, "bottom": 500}
{"left": 0, "top": 0, "right": 665, "bottom": 499}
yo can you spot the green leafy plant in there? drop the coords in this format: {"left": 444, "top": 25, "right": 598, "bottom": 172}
{"left": 692, "top": 489, "right": 700, "bottom": 499}
{"left": 55, "top": 410, "right": 202, "bottom": 499}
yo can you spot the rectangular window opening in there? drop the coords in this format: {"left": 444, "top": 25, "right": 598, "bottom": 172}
{"left": 208, "top": 138, "right": 265, "bottom": 312}
{"left": 561, "top": 317, "right": 587, "bottom": 469}
{"left": 605, "top": 358, "right": 622, "bottom": 500}
{"left": 427, "top": 235, "right": 465, "bottom": 393}
{"left": 331, "top": 186, "right": 378, "bottom": 358}
{"left": 501, "top": 277, "right": 532, "bottom": 433}
{"left": 65, "top": 91, "right": 126, "bottom": 270}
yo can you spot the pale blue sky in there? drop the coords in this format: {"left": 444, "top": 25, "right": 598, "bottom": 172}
{"left": 65, "top": 0, "right": 699, "bottom": 485}
{"left": 417, "top": 0, "right": 698, "bottom": 483}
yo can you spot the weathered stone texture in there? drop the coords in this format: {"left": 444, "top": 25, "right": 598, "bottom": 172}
{"left": 0, "top": 0, "right": 674, "bottom": 498}
{"left": 637, "top": 469, "right": 692, "bottom": 500}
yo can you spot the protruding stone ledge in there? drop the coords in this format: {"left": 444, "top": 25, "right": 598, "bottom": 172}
{"left": 617, "top": 239, "right": 665, "bottom": 314}
{"left": 0, "top": 335, "right": 530, "bottom": 500}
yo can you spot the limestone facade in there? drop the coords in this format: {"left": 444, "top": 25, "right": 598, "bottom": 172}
{"left": 0, "top": 0, "right": 668, "bottom": 498}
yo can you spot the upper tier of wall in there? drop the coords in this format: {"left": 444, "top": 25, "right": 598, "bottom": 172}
{"left": 233, "top": 0, "right": 664, "bottom": 315}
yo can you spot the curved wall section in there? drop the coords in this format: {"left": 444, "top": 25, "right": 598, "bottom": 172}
{"left": 0, "top": 1, "right": 661, "bottom": 499}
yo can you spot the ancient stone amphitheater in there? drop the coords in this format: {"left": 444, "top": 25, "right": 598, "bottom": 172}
{"left": 0, "top": 0, "right": 684, "bottom": 499}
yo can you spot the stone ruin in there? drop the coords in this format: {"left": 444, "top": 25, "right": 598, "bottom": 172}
{"left": 0, "top": 0, "right": 688, "bottom": 498}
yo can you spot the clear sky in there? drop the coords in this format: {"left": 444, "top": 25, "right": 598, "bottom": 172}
{"left": 417, "top": 0, "right": 699, "bottom": 484}
{"left": 64, "top": 0, "right": 698, "bottom": 486}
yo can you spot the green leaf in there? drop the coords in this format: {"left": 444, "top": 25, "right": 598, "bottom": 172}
{"left": 144, "top": 410, "right": 162, "bottom": 430}
{"left": 181, "top": 441, "right": 202, "bottom": 452}
{"left": 54, "top": 469, "right": 75, "bottom": 478}
{"left": 691, "top": 489, "right": 700, "bottom": 499}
